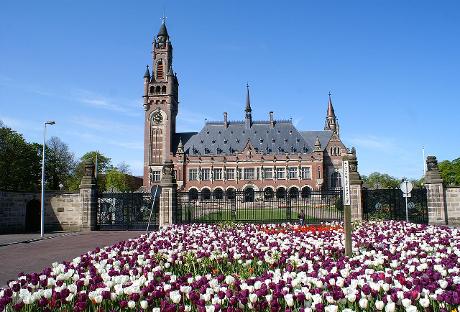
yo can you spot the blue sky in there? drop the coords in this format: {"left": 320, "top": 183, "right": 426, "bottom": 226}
{"left": 1, "top": 1, "right": 459, "bottom": 179}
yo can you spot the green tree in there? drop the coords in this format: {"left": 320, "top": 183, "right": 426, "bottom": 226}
{"left": 0, "top": 124, "right": 41, "bottom": 191}
{"left": 68, "top": 151, "right": 112, "bottom": 191}
{"left": 105, "top": 168, "right": 130, "bottom": 192}
{"left": 362, "top": 172, "right": 400, "bottom": 189}
{"left": 45, "top": 136, "right": 76, "bottom": 190}
{"left": 439, "top": 158, "right": 460, "bottom": 186}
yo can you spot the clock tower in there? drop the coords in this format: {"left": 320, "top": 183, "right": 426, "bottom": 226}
{"left": 142, "top": 20, "right": 179, "bottom": 188}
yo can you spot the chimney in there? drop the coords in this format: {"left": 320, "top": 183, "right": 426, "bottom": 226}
{"left": 269, "top": 111, "right": 274, "bottom": 127}
{"left": 224, "top": 112, "right": 228, "bottom": 128}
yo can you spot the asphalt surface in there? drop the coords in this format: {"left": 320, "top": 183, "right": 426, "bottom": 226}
{"left": 0, "top": 231, "right": 145, "bottom": 287}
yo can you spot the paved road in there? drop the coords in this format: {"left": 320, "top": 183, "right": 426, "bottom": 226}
{"left": 0, "top": 231, "right": 145, "bottom": 287}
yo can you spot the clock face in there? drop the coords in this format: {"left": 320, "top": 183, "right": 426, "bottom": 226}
{"left": 153, "top": 111, "right": 163, "bottom": 124}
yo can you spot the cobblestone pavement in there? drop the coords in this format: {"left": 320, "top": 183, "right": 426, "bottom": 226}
{"left": 0, "top": 231, "right": 145, "bottom": 287}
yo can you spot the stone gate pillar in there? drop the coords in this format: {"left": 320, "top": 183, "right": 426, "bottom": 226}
{"left": 79, "top": 159, "right": 98, "bottom": 231}
{"left": 425, "top": 156, "right": 447, "bottom": 224}
{"left": 159, "top": 160, "right": 177, "bottom": 228}
{"left": 347, "top": 147, "right": 363, "bottom": 222}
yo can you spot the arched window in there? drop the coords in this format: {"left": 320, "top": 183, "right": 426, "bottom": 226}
{"left": 289, "top": 187, "right": 299, "bottom": 199}
{"left": 201, "top": 188, "right": 211, "bottom": 200}
{"left": 157, "top": 60, "right": 164, "bottom": 80}
{"left": 276, "top": 187, "right": 286, "bottom": 199}
{"left": 150, "top": 86, "right": 155, "bottom": 93}
{"left": 188, "top": 188, "right": 198, "bottom": 200}
{"left": 213, "top": 188, "right": 224, "bottom": 200}
{"left": 226, "top": 188, "right": 236, "bottom": 200}
{"left": 301, "top": 186, "right": 311, "bottom": 198}
{"left": 264, "top": 187, "right": 274, "bottom": 199}
{"left": 331, "top": 172, "right": 342, "bottom": 189}
{"left": 244, "top": 187, "right": 254, "bottom": 202}
{"left": 161, "top": 86, "right": 167, "bottom": 94}
{"left": 155, "top": 86, "right": 161, "bottom": 94}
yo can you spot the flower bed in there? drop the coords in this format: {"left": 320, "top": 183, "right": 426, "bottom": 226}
{"left": 1, "top": 221, "right": 460, "bottom": 311}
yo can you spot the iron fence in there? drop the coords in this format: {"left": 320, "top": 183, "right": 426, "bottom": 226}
{"left": 362, "top": 188, "right": 428, "bottom": 224}
{"left": 97, "top": 192, "right": 158, "bottom": 230}
{"left": 176, "top": 189, "right": 343, "bottom": 224}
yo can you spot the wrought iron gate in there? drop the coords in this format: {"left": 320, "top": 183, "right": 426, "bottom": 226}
{"left": 176, "top": 189, "right": 343, "bottom": 224}
{"left": 97, "top": 192, "right": 158, "bottom": 230}
{"left": 362, "top": 188, "right": 428, "bottom": 224}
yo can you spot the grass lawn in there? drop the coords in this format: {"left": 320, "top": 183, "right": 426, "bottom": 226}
{"left": 181, "top": 207, "right": 339, "bottom": 223}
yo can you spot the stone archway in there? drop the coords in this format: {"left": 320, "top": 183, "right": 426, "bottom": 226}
{"left": 25, "top": 199, "right": 40, "bottom": 232}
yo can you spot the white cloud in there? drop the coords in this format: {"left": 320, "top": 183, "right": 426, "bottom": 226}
{"left": 70, "top": 115, "right": 142, "bottom": 133}
{"left": 348, "top": 135, "right": 395, "bottom": 151}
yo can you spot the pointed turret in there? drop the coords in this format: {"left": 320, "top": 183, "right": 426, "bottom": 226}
{"left": 324, "top": 92, "right": 339, "bottom": 136}
{"left": 245, "top": 83, "right": 252, "bottom": 128}
{"left": 158, "top": 21, "right": 169, "bottom": 38}
{"left": 144, "top": 65, "right": 150, "bottom": 79}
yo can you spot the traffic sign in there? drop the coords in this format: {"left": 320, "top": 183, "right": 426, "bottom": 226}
{"left": 400, "top": 180, "right": 413, "bottom": 194}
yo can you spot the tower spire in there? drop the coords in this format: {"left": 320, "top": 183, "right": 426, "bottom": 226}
{"left": 324, "top": 92, "right": 339, "bottom": 136}
{"left": 245, "top": 83, "right": 252, "bottom": 128}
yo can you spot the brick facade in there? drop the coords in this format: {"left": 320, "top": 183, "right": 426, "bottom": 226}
{"left": 142, "top": 22, "right": 349, "bottom": 196}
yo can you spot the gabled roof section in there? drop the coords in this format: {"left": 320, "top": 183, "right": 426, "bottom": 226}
{"left": 182, "top": 120, "right": 315, "bottom": 156}
{"left": 299, "top": 130, "right": 333, "bottom": 151}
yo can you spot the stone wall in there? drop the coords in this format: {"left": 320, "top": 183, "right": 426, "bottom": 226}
{"left": 0, "top": 191, "right": 81, "bottom": 234}
{"left": 445, "top": 187, "right": 460, "bottom": 225}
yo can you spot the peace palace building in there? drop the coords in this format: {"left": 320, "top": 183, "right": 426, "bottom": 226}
{"left": 142, "top": 22, "right": 348, "bottom": 198}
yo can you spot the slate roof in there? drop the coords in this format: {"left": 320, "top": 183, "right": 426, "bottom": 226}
{"left": 174, "top": 121, "right": 333, "bottom": 156}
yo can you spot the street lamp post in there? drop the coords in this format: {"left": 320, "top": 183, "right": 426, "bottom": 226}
{"left": 41, "top": 121, "right": 55, "bottom": 238}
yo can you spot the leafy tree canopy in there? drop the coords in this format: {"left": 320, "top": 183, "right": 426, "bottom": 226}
{"left": 0, "top": 124, "right": 41, "bottom": 191}
{"left": 45, "top": 136, "right": 76, "bottom": 190}
{"left": 68, "top": 151, "right": 112, "bottom": 191}
{"left": 439, "top": 158, "right": 460, "bottom": 186}
{"left": 362, "top": 172, "right": 401, "bottom": 189}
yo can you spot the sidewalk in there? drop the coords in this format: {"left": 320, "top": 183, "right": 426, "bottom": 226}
{"left": 0, "top": 231, "right": 145, "bottom": 287}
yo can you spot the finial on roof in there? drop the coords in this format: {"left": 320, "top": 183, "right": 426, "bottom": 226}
{"left": 177, "top": 137, "right": 184, "bottom": 154}
{"left": 314, "top": 136, "right": 322, "bottom": 151}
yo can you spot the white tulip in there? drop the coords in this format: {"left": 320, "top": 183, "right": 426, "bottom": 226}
{"left": 285, "top": 294, "right": 294, "bottom": 307}
{"left": 140, "top": 300, "right": 148, "bottom": 309}
{"left": 439, "top": 280, "right": 448, "bottom": 289}
{"left": 205, "top": 305, "right": 215, "bottom": 312}
{"left": 385, "top": 302, "right": 396, "bottom": 312}
{"left": 325, "top": 305, "right": 338, "bottom": 312}
{"left": 375, "top": 300, "right": 384, "bottom": 310}
{"left": 359, "top": 298, "right": 368, "bottom": 309}
{"left": 170, "top": 290, "right": 181, "bottom": 304}
{"left": 347, "top": 293, "right": 357, "bottom": 303}
{"left": 128, "top": 300, "right": 136, "bottom": 309}
{"left": 419, "top": 297, "right": 430, "bottom": 308}
{"left": 401, "top": 298, "right": 411, "bottom": 308}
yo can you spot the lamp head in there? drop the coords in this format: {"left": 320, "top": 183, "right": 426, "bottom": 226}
{"left": 45, "top": 121, "right": 56, "bottom": 125}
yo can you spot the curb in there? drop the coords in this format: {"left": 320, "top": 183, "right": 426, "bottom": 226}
{"left": 0, "top": 232, "right": 81, "bottom": 247}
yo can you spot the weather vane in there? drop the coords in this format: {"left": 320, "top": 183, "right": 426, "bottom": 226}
{"left": 161, "top": 10, "right": 167, "bottom": 24}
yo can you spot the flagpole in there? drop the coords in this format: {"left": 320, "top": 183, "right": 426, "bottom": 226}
{"left": 422, "top": 146, "right": 426, "bottom": 176}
